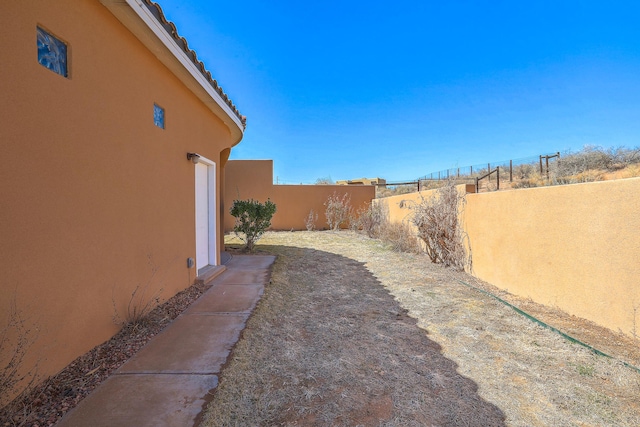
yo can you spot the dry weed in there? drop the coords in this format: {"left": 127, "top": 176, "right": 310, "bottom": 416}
{"left": 378, "top": 221, "right": 422, "bottom": 254}
{"left": 0, "top": 298, "right": 39, "bottom": 409}
{"left": 112, "top": 284, "right": 163, "bottom": 333}
{"left": 304, "top": 209, "right": 319, "bottom": 231}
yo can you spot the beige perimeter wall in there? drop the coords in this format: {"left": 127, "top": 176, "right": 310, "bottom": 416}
{"left": 0, "top": 0, "right": 238, "bottom": 401}
{"left": 378, "top": 178, "right": 640, "bottom": 337}
{"left": 224, "top": 160, "right": 376, "bottom": 231}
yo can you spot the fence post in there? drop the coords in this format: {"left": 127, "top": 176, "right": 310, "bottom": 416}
{"left": 496, "top": 166, "right": 500, "bottom": 190}
{"left": 546, "top": 156, "right": 550, "bottom": 181}
{"left": 509, "top": 160, "right": 513, "bottom": 182}
{"left": 438, "top": 171, "right": 441, "bottom": 180}
{"left": 539, "top": 155, "right": 543, "bottom": 175}
{"left": 457, "top": 167, "right": 460, "bottom": 178}
{"left": 470, "top": 165, "right": 473, "bottom": 175}
{"left": 488, "top": 163, "right": 491, "bottom": 181}
{"left": 475, "top": 177, "right": 479, "bottom": 193}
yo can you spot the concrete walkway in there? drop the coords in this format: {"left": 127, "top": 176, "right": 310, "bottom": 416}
{"left": 57, "top": 254, "right": 275, "bottom": 427}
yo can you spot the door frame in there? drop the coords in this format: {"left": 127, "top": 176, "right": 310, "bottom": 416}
{"left": 194, "top": 155, "right": 217, "bottom": 271}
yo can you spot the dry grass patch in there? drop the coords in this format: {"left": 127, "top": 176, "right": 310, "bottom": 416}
{"left": 204, "top": 231, "right": 640, "bottom": 426}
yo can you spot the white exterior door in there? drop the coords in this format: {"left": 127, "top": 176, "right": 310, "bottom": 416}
{"left": 194, "top": 157, "right": 216, "bottom": 271}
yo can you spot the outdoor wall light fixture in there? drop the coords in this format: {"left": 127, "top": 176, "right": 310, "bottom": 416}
{"left": 186, "top": 152, "right": 201, "bottom": 164}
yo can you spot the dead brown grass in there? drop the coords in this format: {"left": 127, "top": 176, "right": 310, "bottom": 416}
{"left": 203, "top": 231, "right": 640, "bottom": 426}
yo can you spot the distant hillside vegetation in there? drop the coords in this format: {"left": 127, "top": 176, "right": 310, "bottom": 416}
{"left": 376, "top": 145, "right": 640, "bottom": 197}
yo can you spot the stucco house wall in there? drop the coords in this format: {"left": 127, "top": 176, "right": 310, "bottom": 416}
{"left": 224, "top": 160, "right": 376, "bottom": 231}
{"left": 0, "top": 0, "right": 243, "bottom": 399}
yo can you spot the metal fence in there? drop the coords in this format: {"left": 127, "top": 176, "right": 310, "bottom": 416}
{"left": 418, "top": 154, "right": 554, "bottom": 182}
{"left": 410, "top": 152, "right": 561, "bottom": 192}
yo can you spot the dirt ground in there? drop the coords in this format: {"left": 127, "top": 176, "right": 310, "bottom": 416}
{"left": 201, "top": 231, "right": 640, "bottom": 427}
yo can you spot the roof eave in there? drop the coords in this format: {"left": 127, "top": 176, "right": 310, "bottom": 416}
{"left": 100, "top": 0, "right": 245, "bottom": 145}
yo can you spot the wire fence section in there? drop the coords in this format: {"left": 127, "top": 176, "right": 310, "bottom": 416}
{"left": 379, "top": 152, "right": 562, "bottom": 194}
{"left": 418, "top": 153, "right": 556, "bottom": 183}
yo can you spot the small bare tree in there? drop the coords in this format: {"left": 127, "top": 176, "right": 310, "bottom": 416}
{"left": 324, "top": 192, "right": 352, "bottom": 231}
{"left": 304, "top": 209, "right": 318, "bottom": 231}
{"left": 412, "top": 180, "right": 469, "bottom": 269}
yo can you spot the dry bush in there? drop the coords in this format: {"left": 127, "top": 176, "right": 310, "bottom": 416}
{"left": 324, "top": 192, "right": 352, "bottom": 230}
{"left": 412, "top": 180, "right": 468, "bottom": 269}
{"left": 356, "top": 203, "right": 421, "bottom": 253}
{"left": 375, "top": 186, "right": 392, "bottom": 198}
{"left": 304, "top": 209, "right": 318, "bottom": 231}
{"left": 418, "top": 180, "right": 448, "bottom": 191}
{"left": 389, "top": 184, "right": 418, "bottom": 195}
{"left": 0, "top": 299, "right": 39, "bottom": 409}
{"left": 553, "top": 169, "right": 605, "bottom": 185}
{"left": 376, "top": 184, "right": 419, "bottom": 198}
{"left": 609, "top": 146, "right": 640, "bottom": 169}
{"left": 512, "top": 175, "right": 546, "bottom": 189}
{"left": 378, "top": 221, "right": 422, "bottom": 254}
{"left": 551, "top": 147, "right": 607, "bottom": 179}
{"left": 355, "top": 202, "right": 387, "bottom": 238}
{"left": 547, "top": 146, "right": 640, "bottom": 184}
{"left": 513, "top": 163, "right": 538, "bottom": 180}
{"left": 315, "top": 177, "right": 334, "bottom": 185}
{"left": 551, "top": 145, "right": 638, "bottom": 178}
{"left": 620, "top": 163, "right": 640, "bottom": 179}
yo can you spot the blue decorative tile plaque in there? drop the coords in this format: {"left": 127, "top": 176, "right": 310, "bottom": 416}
{"left": 154, "top": 104, "right": 165, "bottom": 129}
{"left": 37, "top": 27, "right": 68, "bottom": 77}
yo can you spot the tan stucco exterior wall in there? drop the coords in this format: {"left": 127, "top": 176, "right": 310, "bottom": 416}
{"left": 378, "top": 179, "right": 640, "bottom": 337}
{"left": 224, "top": 160, "right": 376, "bottom": 231}
{"left": 464, "top": 178, "right": 640, "bottom": 336}
{"left": 0, "top": 0, "right": 239, "bottom": 396}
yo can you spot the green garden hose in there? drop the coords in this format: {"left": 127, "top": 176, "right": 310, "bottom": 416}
{"left": 457, "top": 279, "right": 640, "bottom": 374}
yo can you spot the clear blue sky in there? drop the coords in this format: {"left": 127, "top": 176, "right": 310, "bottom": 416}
{"left": 158, "top": 0, "right": 640, "bottom": 183}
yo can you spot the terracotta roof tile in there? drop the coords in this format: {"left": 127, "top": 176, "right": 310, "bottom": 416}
{"left": 143, "top": 0, "right": 246, "bottom": 129}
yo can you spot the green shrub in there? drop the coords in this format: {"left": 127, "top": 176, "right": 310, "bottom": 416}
{"left": 230, "top": 199, "right": 277, "bottom": 252}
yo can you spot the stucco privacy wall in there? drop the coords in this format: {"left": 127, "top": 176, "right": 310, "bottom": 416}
{"left": 372, "top": 184, "right": 473, "bottom": 229}
{"left": 377, "top": 179, "right": 640, "bottom": 336}
{"left": 224, "top": 160, "right": 376, "bottom": 231}
{"left": 0, "top": 0, "right": 239, "bottom": 397}
{"left": 464, "top": 178, "right": 640, "bottom": 337}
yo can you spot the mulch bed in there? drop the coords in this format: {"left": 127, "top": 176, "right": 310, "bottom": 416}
{"left": 1, "top": 282, "right": 208, "bottom": 427}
